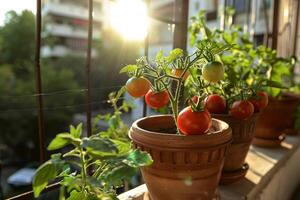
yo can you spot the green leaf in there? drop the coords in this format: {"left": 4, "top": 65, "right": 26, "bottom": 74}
{"left": 119, "top": 64, "right": 137, "bottom": 74}
{"left": 102, "top": 164, "right": 137, "bottom": 186}
{"left": 48, "top": 133, "right": 80, "bottom": 150}
{"left": 67, "top": 190, "right": 86, "bottom": 200}
{"left": 167, "top": 48, "right": 183, "bottom": 63}
{"left": 61, "top": 176, "right": 81, "bottom": 193}
{"left": 155, "top": 50, "right": 164, "bottom": 62}
{"left": 32, "top": 161, "right": 57, "bottom": 197}
{"left": 112, "top": 139, "right": 131, "bottom": 155}
{"left": 264, "top": 80, "right": 287, "bottom": 89}
{"left": 82, "top": 137, "right": 118, "bottom": 155}
{"left": 123, "top": 149, "right": 153, "bottom": 168}
{"left": 70, "top": 123, "right": 82, "bottom": 138}
{"left": 48, "top": 133, "right": 70, "bottom": 150}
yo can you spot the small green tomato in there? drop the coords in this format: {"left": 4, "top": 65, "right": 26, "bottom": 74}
{"left": 202, "top": 61, "right": 224, "bottom": 83}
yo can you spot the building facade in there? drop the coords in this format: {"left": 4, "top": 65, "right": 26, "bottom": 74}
{"left": 41, "top": 0, "right": 109, "bottom": 58}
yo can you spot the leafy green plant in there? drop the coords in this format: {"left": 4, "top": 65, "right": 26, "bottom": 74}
{"left": 92, "top": 91, "right": 134, "bottom": 140}
{"left": 188, "top": 10, "right": 288, "bottom": 107}
{"left": 33, "top": 97, "right": 152, "bottom": 199}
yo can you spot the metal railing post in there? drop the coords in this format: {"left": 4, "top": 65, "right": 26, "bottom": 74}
{"left": 271, "top": 0, "right": 280, "bottom": 50}
{"left": 173, "top": 0, "right": 189, "bottom": 51}
{"left": 85, "top": 0, "right": 93, "bottom": 136}
{"left": 35, "top": 0, "right": 46, "bottom": 163}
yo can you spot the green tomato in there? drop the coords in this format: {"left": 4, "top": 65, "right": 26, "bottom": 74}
{"left": 202, "top": 61, "right": 224, "bottom": 83}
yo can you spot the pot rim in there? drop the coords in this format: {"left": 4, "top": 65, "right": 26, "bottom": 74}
{"left": 129, "top": 115, "right": 232, "bottom": 151}
{"left": 131, "top": 114, "right": 231, "bottom": 139}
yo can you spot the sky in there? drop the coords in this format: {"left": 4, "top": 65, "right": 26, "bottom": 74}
{"left": 0, "top": 0, "right": 36, "bottom": 26}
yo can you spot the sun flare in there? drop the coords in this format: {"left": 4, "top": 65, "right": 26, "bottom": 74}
{"left": 110, "top": 0, "right": 149, "bottom": 41}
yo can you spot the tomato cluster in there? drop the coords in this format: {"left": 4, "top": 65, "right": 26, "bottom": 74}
{"left": 125, "top": 77, "right": 170, "bottom": 109}
{"left": 196, "top": 92, "right": 268, "bottom": 120}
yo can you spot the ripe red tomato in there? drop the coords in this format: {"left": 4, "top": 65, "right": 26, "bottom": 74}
{"left": 177, "top": 106, "right": 212, "bottom": 135}
{"left": 204, "top": 94, "right": 226, "bottom": 114}
{"left": 202, "top": 61, "right": 224, "bottom": 83}
{"left": 125, "top": 77, "right": 150, "bottom": 98}
{"left": 145, "top": 90, "right": 169, "bottom": 109}
{"left": 172, "top": 69, "right": 189, "bottom": 80}
{"left": 249, "top": 91, "right": 268, "bottom": 112}
{"left": 230, "top": 100, "right": 254, "bottom": 120}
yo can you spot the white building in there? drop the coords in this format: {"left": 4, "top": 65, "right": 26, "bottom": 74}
{"left": 41, "top": 0, "right": 110, "bottom": 58}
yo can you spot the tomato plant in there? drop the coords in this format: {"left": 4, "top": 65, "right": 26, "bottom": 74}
{"left": 249, "top": 91, "right": 268, "bottom": 112}
{"left": 230, "top": 100, "right": 254, "bottom": 120}
{"left": 145, "top": 90, "right": 169, "bottom": 109}
{"left": 121, "top": 44, "right": 228, "bottom": 135}
{"left": 125, "top": 77, "right": 150, "bottom": 98}
{"left": 204, "top": 94, "right": 226, "bottom": 114}
{"left": 177, "top": 106, "right": 212, "bottom": 135}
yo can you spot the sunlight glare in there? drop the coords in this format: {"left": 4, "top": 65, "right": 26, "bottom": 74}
{"left": 110, "top": 0, "right": 149, "bottom": 41}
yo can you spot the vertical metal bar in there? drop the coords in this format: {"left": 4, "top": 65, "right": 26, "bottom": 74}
{"left": 250, "top": 0, "right": 257, "bottom": 41}
{"left": 143, "top": 0, "right": 151, "bottom": 118}
{"left": 85, "top": 0, "right": 93, "bottom": 137}
{"left": 245, "top": 0, "right": 251, "bottom": 33}
{"left": 173, "top": 0, "right": 189, "bottom": 51}
{"left": 173, "top": 0, "right": 189, "bottom": 110}
{"left": 232, "top": 0, "right": 236, "bottom": 24}
{"left": 293, "top": 0, "right": 300, "bottom": 56}
{"left": 35, "top": 0, "right": 46, "bottom": 163}
{"left": 271, "top": 0, "right": 280, "bottom": 50}
{"left": 262, "top": 0, "right": 270, "bottom": 47}
{"left": 221, "top": 0, "right": 228, "bottom": 30}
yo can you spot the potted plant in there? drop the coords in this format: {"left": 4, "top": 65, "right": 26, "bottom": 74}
{"left": 188, "top": 10, "right": 283, "bottom": 184}
{"left": 32, "top": 93, "right": 153, "bottom": 200}
{"left": 252, "top": 47, "right": 300, "bottom": 147}
{"left": 121, "top": 46, "right": 232, "bottom": 199}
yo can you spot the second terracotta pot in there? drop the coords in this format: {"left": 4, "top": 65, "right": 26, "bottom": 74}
{"left": 212, "top": 113, "right": 260, "bottom": 184}
{"left": 129, "top": 115, "right": 232, "bottom": 200}
{"left": 253, "top": 94, "right": 300, "bottom": 148}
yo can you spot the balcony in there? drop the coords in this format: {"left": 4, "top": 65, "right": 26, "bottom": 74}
{"left": 43, "top": 2, "right": 103, "bottom": 22}
{"left": 44, "top": 23, "right": 101, "bottom": 39}
{"left": 41, "top": 45, "right": 97, "bottom": 58}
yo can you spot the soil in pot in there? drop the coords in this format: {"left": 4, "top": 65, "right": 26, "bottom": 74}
{"left": 253, "top": 94, "right": 300, "bottom": 148}
{"left": 212, "top": 113, "right": 260, "bottom": 184}
{"left": 129, "top": 115, "right": 232, "bottom": 200}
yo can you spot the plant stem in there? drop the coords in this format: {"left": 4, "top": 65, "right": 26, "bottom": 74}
{"left": 80, "top": 149, "right": 87, "bottom": 192}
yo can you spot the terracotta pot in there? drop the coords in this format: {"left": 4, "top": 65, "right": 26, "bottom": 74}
{"left": 212, "top": 113, "right": 260, "bottom": 184}
{"left": 253, "top": 94, "right": 300, "bottom": 147}
{"left": 129, "top": 115, "right": 232, "bottom": 200}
